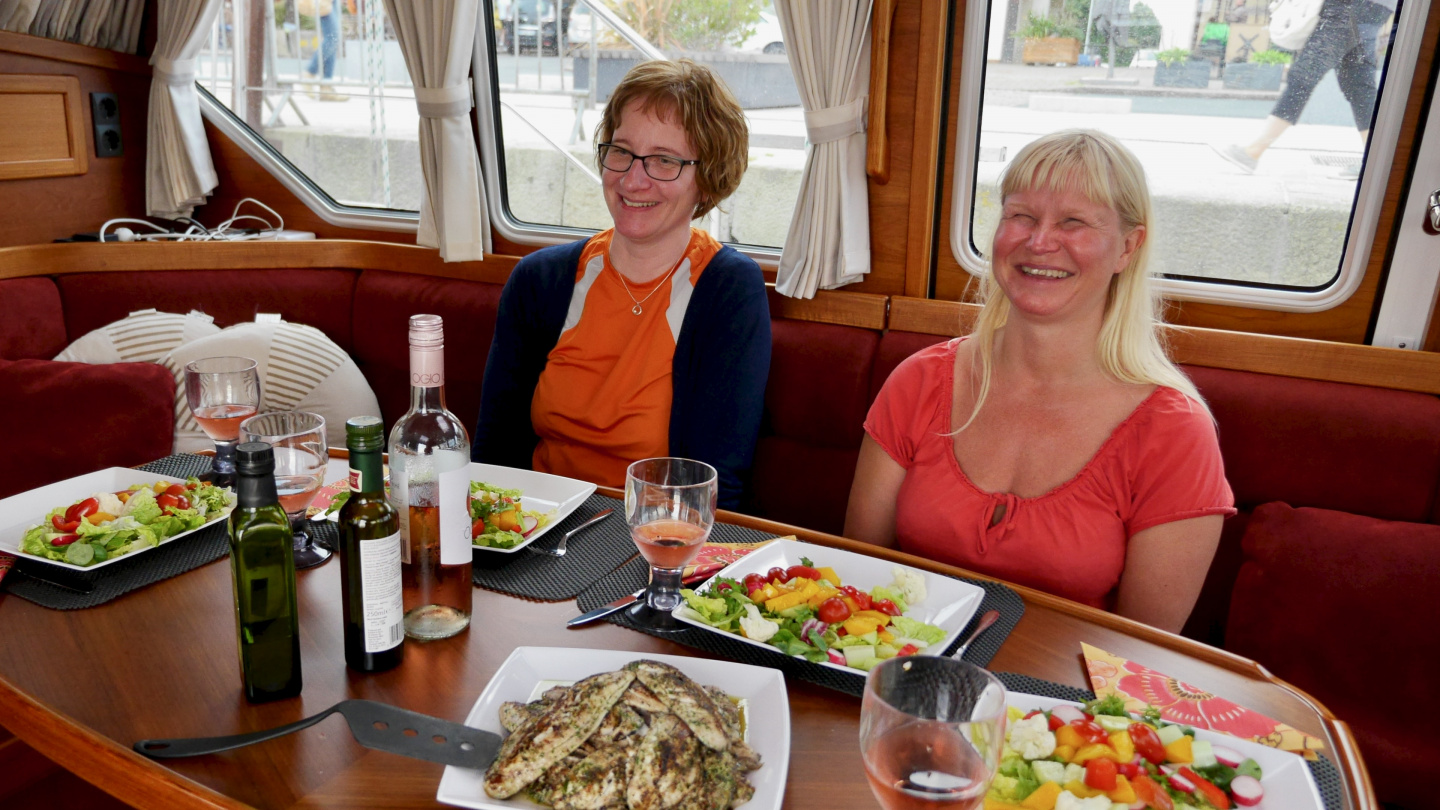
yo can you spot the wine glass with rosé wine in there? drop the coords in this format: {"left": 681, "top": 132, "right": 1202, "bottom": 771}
{"left": 241, "top": 411, "right": 331, "bottom": 569}
{"left": 184, "top": 356, "right": 260, "bottom": 488}
{"left": 624, "top": 457, "right": 717, "bottom": 631}
{"left": 860, "top": 657, "right": 1008, "bottom": 810}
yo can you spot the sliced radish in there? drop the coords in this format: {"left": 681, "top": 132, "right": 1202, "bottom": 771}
{"left": 1051, "top": 704, "right": 1088, "bottom": 725}
{"left": 827, "top": 649, "right": 847, "bottom": 666}
{"left": 1126, "top": 802, "right": 1147, "bottom": 810}
{"left": 1212, "top": 745, "right": 1245, "bottom": 768}
{"left": 1230, "top": 774, "right": 1264, "bottom": 806}
{"left": 520, "top": 515, "right": 540, "bottom": 537}
{"left": 1167, "top": 772, "right": 1195, "bottom": 792}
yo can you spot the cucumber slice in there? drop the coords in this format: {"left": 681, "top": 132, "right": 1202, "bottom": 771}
{"left": 1157, "top": 724, "right": 1187, "bottom": 745}
{"left": 64, "top": 542, "right": 94, "bottom": 566}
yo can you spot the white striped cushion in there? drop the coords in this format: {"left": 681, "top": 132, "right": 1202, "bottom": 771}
{"left": 54, "top": 309, "right": 220, "bottom": 364}
{"left": 158, "top": 317, "right": 381, "bottom": 454}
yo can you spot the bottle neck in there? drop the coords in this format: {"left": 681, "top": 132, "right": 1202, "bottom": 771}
{"left": 349, "top": 448, "right": 385, "bottom": 494}
{"left": 409, "top": 345, "right": 447, "bottom": 412}
{"left": 237, "top": 471, "right": 280, "bottom": 509}
{"left": 409, "top": 381, "right": 448, "bottom": 413}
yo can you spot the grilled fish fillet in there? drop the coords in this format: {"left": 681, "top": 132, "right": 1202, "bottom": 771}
{"left": 500, "top": 699, "right": 552, "bottom": 733}
{"left": 594, "top": 702, "right": 646, "bottom": 743}
{"left": 628, "top": 661, "right": 730, "bottom": 751}
{"left": 483, "top": 669, "right": 636, "bottom": 798}
{"left": 626, "top": 713, "right": 703, "bottom": 810}
{"left": 703, "top": 686, "right": 743, "bottom": 743}
{"left": 553, "top": 743, "right": 631, "bottom": 810}
{"left": 622, "top": 682, "right": 670, "bottom": 714}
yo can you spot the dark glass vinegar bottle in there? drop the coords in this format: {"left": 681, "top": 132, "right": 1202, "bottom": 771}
{"left": 228, "top": 442, "right": 302, "bottom": 702}
{"left": 338, "top": 416, "right": 405, "bottom": 671}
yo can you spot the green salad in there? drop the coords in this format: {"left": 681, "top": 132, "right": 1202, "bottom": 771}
{"left": 20, "top": 479, "right": 235, "bottom": 567}
{"left": 469, "top": 481, "right": 551, "bottom": 549}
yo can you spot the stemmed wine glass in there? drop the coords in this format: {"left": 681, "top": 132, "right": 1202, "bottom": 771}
{"left": 860, "top": 657, "right": 1008, "bottom": 809}
{"left": 624, "top": 457, "right": 717, "bottom": 631}
{"left": 241, "top": 411, "right": 331, "bottom": 569}
{"left": 184, "top": 357, "right": 261, "bottom": 487}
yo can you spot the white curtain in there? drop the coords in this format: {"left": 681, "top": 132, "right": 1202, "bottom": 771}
{"left": 1, "top": 0, "right": 142, "bottom": 52}
{"left": 382, "top": 0, "right": 489, "bottom": 262}
{"left": 146, "top": 0, "right": 223, "bottom": 218}
{"left": 773, "top": 0, "right": 873, "bottom": 299}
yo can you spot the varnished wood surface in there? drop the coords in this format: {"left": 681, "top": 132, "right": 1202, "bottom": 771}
{"left": 0, "top": 74, "right": 87, "bottom": 181}
{"left": 0, "top": 498, "right": 1375, "bottom": 810}
{"left": 0, "top": 30, "right": 152, "bottom": 75}
{"left": 866, "top": 0, "right": 898, "bottom": 185}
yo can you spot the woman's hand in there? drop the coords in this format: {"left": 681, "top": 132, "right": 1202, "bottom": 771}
{"left": 1115, "top": 514, "right": 1225, "bottom": 633}
{"left": 843, "top": 436, "right": 906, "bottom": 548}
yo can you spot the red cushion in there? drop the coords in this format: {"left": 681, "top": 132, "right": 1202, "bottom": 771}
{"left": 1185, "top": 365, "right": 1440, "bottom": 523}
{"left": 764, "top": 319, "right": 878, "bottom": 449}
{"left": 1226, "top": 502, "right": 1440, "bottom": 809}
{"left": 0, "top": 278, "right": 66, "bottom": 360}
{"left": 747, "top": 437, "right": 859, "bottom": 536}
{"left": 350, "top": 270, "right": 503, "bottom": 432}
{"left": 57, "top": 270, "right": 358, "bottom": 352}
{"left": 0, "top": 359, "right": 175, "bottom": 499}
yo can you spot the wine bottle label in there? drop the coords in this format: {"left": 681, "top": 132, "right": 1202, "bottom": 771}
{"left": 389, "top": 469, "right": 410, "bottom": 564}
{"left": 359, "top": 530, "right": 404, "bottom": 653}
{"left": 438, "top": 465, "right": 470, "bottom": 565}
{"left": 409, "top": 346, "right": 444, "bottom": 388}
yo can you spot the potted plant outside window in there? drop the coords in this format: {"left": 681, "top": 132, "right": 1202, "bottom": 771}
{"left": 1153, "top": 48, "right": 1210, "bottom": 88}
{"left": 1223, "top": 49, "right": 1291, "bottom": 90}
{"left": 1016, "top": 13, "right": 1082, "bottom": 65}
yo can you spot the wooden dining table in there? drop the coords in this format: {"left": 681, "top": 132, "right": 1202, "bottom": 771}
{"left": 0, "top": 481, "right": 1377, "bottom": 810}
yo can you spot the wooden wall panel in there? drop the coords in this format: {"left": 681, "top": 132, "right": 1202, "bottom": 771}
{"left": 0, "top": 32, "right": 150, "bottom": 247}
{"left": 0, "top": 75, "right": 87, "bottom": 180}
{"left": 931, "top": 0, "right": 1440, "bottom": 346}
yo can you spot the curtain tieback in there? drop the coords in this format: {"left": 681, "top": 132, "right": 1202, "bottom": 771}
{"left": 153, "top": 57, "right": 196, "bottom": 86}
{"left": 803, "top": 98, "right": 866, "bottom": 144}
{"left": 415, "top": 84, "right": 474, "bottom": 118}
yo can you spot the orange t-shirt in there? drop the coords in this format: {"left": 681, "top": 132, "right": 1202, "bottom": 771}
{"left": 530, "top": 229, "right": 721, "bottom": 488}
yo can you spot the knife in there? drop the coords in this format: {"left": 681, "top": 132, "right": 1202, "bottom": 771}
{"left": 568, "top": 587, "right": 647, "bottom": 627}
{"left": 134, "top": 699, "right": 502, "bottom": 770}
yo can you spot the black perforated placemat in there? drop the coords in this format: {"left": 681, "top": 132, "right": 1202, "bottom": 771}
{"left": 471, "top": 495, "right": 639, "bottom": 601}
{"left": 0, "top": 454, "right": 331, "bottom": 611}
{"left": 576, "top": 543, "right": 1025, "bottom": 697}
{"left": 994, "top": 673, "right": 1343, "bottom": 810}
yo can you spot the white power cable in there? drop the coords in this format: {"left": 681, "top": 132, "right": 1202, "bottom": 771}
{"left": 98, "top": 198, "right": 286, "bottom": 243}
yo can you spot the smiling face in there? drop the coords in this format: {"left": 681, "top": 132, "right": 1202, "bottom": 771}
{"left": 602, "top": 99, "right": 703, "bottom": 253}
{"left": 990, "top": 183, "right": 1145, "bottom": 325}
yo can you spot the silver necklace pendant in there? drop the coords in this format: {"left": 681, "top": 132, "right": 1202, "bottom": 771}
{"left": 631, "top": 303, "right": 643, "bottom": 315}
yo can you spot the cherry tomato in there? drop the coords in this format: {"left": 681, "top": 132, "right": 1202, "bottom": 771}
{"left": 816, "top": 597, "right": 851, "bottom": 624}
{"left": 1179, "top": 767, "right": 1231, "bottom": 810}
{"left": 872, "top": 598, "right": 901, "bottom": 616}
{"left": 743, "top": 573, "right": 765, "bottom": 592}
{"left": 1128, "top": 723, "right": 1167, "bottom": 765}
{"left": 1085, "top": 757, "right": 1118, "bottom": 790}
{"left": 177, "top": 494, "right": 191, "bottom": 510}
{"left": 1117, "top": 758, "right": 1141, "bottom": 779}
{"left": 50, "top": 533, "right": 80, "bottom": 547}
{"left": 716, "top": 582, "right": 734, "bottom": 593}
{"left": 839, "top": 585, "right": 872, "bottom": 611}
{"left": 1071, "top": 719, "right": 1110, "bottom": 745}
{"left": 165, "top": 484, "right": 187, "bottom": 497}
{"left": 186, "top": 482, "right": 198, "bottom": 490}
{"left": 766, "top": 567, "right": 790, "bottom": 584}
{"left": 471, "top": 519, "right": 487, "bottom": 537}
{"left": 785, "top": 564, "right": 820, "bottom": 582}
{"left": 157, "top": 493, "right": 181, "bottom": 511}
{"left": 52, "top": 515, "right": 81, "bottom": 533}
{"left": 65, "top": 497, "right": 99, "bottom": 523}
{"left": 1133, "top": 774, "right": 1174, "bottom": 810}
{"left": 895, "top": 643, "right": 920, "bottom": 656}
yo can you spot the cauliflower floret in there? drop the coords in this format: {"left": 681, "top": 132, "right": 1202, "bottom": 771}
{"left": 95, "top": 491, "right": 126, "bottom": 516}
{"left": 738, "top": 604, "right": 780, "bottom": 643}
{"left": 1054, "top": 791, "right": 1113, "bottom": 810}
{"left": 1005, "top": 713, "right": 1057, "bottom": 760}
{"left": 890, "top": 566, "right": 927, "bottom": 606}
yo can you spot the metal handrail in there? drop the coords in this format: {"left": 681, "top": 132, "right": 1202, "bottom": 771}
{"left": 576, "top": 0, "right": 665, "bottom": 61}
{"left": 500, "top": 100, "right": 602, "bottom": 185}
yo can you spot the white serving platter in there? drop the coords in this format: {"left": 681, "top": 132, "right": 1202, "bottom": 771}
{"left": 0, "top": 467, "right": 232, "bottom": 572}
{"left": 436, "top": 646, "right": 790, "bottom": 810}
{"left": 1007, "top": 693, "right": 1325, "bottom": 810}
{"left": 675, "top": 538, "right": 986, "bottom": 677}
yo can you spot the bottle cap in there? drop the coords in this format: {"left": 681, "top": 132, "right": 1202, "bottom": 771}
{"left": 345, "top": 415, "right": 385, "bottom": 452}
{"left": 408, "top": 314, "right": 444, "bottom": 349}
{"left": 235, "top": 441, "right": 275, "bottom": 475}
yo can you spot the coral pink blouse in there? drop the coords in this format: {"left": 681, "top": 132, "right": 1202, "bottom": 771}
{"left": 864, "top": 339, "right": 1235, "bottom": 609}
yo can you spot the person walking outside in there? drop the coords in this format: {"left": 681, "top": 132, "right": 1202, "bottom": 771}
{"left": 302, "top": 0, "right": 346, "bottom": 102}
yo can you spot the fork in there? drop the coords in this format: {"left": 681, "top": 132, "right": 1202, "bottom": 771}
{"left": 527, "top": 509, "right": 614, "bottom": 557}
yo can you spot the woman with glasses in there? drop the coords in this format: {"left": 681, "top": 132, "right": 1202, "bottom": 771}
{"left": 473, "top": 59, "right": 770, "bottom": 510}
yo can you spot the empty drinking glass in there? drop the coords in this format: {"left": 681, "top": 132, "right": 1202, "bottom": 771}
{"left": 241, "top": 411, "right": 330, "bottom": 569}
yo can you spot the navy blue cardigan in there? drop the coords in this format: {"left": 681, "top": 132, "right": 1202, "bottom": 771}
{"left": 472, "top": 238, "right": 771, "bottom": 510}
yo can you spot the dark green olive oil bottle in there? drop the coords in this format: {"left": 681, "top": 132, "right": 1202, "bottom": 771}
{"left": 338, "top": 416, "right": 405, "bottom": 672}
{"left": 228, "top": 441, "right": 302, "bottom": 702}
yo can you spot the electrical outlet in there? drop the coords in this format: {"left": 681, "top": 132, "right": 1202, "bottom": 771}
{"left": 90, "top": 92, "right": 122, "bottom": 157}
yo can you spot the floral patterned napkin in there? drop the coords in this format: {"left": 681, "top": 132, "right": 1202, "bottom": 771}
{"left": 681, "top": 537, "right": 785, "bottom": 584}
{"left": 1082, "top": 642, "right": 1326, "bottom": 759}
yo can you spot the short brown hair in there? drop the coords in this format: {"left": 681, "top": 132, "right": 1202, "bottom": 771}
{"left": 595, "top": 59, "right": 749, "bottom": 220}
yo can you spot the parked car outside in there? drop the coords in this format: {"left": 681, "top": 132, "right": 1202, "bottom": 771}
{"left": 496, "top": 0, "right": 560, "bottom": 55}
{"left": 740, "top": 11, "right": 785, "bottom": 55}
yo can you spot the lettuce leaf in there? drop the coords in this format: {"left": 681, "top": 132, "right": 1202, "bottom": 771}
{"left": 890, "top": 615, "right": 947, "bottom": 645}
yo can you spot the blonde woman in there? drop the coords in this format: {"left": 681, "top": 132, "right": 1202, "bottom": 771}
{"left": 474, "top": 60, "right": 769, "bottom": 510}
{"left": 845, "top": 130, "right": 1234, "bottom": 632}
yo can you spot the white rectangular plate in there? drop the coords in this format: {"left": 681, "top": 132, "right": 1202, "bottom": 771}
{"left": 1007, "top": 693, "right": 1324, "bottom": 810}
{"left": 436, "top": 647, "right": 790, "bottom": 810}
{"left": 0, "top": 467, "right": 232, "bottom": 572}
{"left": 319, "top": 459, "right": 596, "bottom": 554}
{"left": 675, "top": 538, "right": 986, "bottom": 677}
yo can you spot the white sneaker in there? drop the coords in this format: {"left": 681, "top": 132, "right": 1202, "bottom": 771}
{"left": 1210, "top": 143, "right": 1257, "bottom": 174}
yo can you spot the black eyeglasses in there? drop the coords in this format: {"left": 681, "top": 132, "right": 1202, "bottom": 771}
{"left": 597, "top": 143, "right": 699, "bottom": 181}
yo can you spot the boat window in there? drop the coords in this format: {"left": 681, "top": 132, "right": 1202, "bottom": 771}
{"left": 951, "top": 0, "right": 1427, "bottom": 311}
{"left": 477, "top": 0, "right": 803, "bottom": 254}
{"left": 197, "top": 0, "right": 425, "bottom": 219}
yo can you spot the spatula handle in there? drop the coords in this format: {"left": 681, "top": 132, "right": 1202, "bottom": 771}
{"left": 134, "top": 703, "right": 346, "bottom": 758}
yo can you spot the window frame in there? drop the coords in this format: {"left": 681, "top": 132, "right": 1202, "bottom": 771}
{"left": 949, "top": 0, "right": 1433, "bottom": 313}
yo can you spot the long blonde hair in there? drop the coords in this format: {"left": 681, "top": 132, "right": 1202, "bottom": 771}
{"left": 961, "top": 129, "right": 1204, "bottom": 430}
